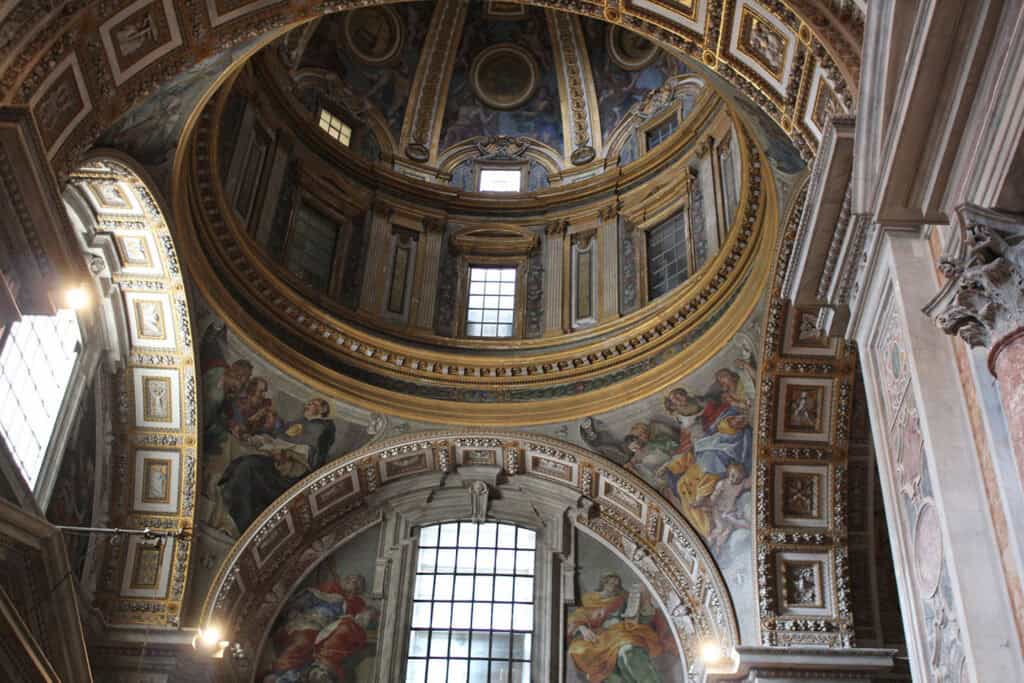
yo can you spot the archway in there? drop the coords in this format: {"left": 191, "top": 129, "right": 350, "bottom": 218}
{"left": 198, "top": 431, "right": 740, "bottom": 680}
{"left": 63, "top": 155, "right": 200, "bottom": 627}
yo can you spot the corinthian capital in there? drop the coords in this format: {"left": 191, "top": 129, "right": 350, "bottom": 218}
{"left": 932, "top": 204, "right": 1024, "bottom": 348}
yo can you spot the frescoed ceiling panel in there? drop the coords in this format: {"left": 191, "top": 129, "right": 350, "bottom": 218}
{"left": 438, "top": 3, "right": 563, "bottom": 155}
{"left": 297, "top": 2, "right": 433, "bottom": 145}
{"left": 580, "top": 17, "right": 689, "bottom": 141}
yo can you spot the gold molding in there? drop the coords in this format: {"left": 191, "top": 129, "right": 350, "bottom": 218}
{"left": 173, "top": 90, "right": 778, "bottom": 424}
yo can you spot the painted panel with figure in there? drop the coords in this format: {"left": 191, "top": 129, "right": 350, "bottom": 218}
{"left": 198, "top": 317, "right": 380, "bottom": 538}
{"left": 563, "top": 307, "right": 761, "bottom": 642}
{"left": 258, "top": 525, "right": 382, "bottom": 682}
{"left": 567, "top": 531, "right": 684, "bottom": 682}
{"left": 439, "top": 3, "right": 562, "bottom": 153}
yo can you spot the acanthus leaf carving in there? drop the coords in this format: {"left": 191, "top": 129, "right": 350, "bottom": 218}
{"left": 931, "top": 204, "right": 1024, "bottom": 350}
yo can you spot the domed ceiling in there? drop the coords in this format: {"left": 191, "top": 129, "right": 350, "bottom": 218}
{"left": 281, "top": 2, "right": 695, "bottom": 172}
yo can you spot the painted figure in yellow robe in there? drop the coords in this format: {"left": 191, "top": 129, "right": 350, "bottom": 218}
{"left": 567, "top": 574, "right": 672, "bottom": 682}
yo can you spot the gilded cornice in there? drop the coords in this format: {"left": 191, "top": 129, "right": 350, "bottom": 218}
{"left": 172, "top": 89, "right": 776, "bottom": 424}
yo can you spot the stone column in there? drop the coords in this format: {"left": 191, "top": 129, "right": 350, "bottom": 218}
{"left": 932, "top": 204, "right": 1024, "bottom": 466}
{"left": 412, "top": 218, "right": 446, "bottom": 331}
{"left": 543, "top": 219, "right": 567, "bottom": 335}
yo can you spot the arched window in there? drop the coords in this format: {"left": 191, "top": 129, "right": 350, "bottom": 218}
{"left": 0, "top": 309, "right": 81, "bottom": 488}
{"left": 406, "top": 521, "right": 535, "bottom": 683}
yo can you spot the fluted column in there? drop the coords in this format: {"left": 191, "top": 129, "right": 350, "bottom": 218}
{"left": 413, "top": 218, "right": 446, "bottom": 331}
{"left": 543, "top": 219, "right": 567, "bottom": 335}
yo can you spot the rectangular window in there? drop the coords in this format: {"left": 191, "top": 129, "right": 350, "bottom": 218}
{"left": 478, "top": 169, "right": 521, "bottom": 193}
{"left": 645, "top": 115, "right": 678, "bottom": 151}
{"left": 466, "top": 267, "right": 516, "bottom": 338}
{"left": 0, "top": 310, "right": 81, "bottom": 488}
{"left": 318, "top": 108, "right": 352, "bottom": 146}
{"left": 234, "top": 124, "right": 271, "bottom": 221}
{"left": 646, "top": 211, "right": 690, "bottom": 300}
{"left": 285, "top": 202, "right": 339, "bottom": 291}
{"left": 407, "top": 521, "right": 535, "bottom": 683}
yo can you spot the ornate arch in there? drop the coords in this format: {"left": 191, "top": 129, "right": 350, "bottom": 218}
{"left": 63, "top": 154, "right": 199, "bottom": 627}
{"left": 199, "top": 431, "right": 740, "bottom": 679}
{"left": 4, "top": 0, "right": 861, "bottom": 176}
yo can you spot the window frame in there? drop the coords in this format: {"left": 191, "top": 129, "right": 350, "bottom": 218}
{"left": 0, "top": 309, "right": 90, "bottom": 503}
{"left": 316, "top": 105, "right": 354, "bottom": 148}
{"left": 372, "top": 477, "right": 568, "bottom": 683}
{"left": 455, "top": 258, "right": 527, "bottom": 340}
{"left": 473, "top": 161, "right": 528, "bottom": 194}
{"left": 404, "top": 521, "right": 538, "bottom": 682}
{"left": 637, "top": 102, "right": 682, "bottom": 156}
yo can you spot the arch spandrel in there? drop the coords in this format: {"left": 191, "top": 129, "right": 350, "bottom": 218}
{"left": 198, "top": 431, "right": 740, "bottom": 681}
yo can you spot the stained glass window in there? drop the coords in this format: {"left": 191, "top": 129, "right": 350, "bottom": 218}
{"left": 406, "top": 521, "right": 535, "bottom": 683}
{"left": 466, "top": 267, "right": 516, "bottom": 338}
{"left": 0, "top": 310, "right": 81, "bottom": 488}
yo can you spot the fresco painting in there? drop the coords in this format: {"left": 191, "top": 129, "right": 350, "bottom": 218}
{"left": 198, "top": 317, "right": 380, "bottom": 538}
{"left": 258, "top": 526, "right": 382, "bottom": 682}
{"left": 580, "top": 18, "right": 689, "bottom": 141}
{"left": 300, "top": 2, "right": 430, "bottom": 142}
{"left": 439, "top": 4, "right": 563, "bottom": 152}
{"left": 567, "top": 532, "right": 684, "bottom": 682}
{"left": 190, "top": 294, "right": 763, "bottom": 640}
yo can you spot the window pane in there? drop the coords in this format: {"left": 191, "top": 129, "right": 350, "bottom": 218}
{"left": 409, "top": 522, "right": 535, "bottom": 679}
{"left": 479, "top": 169, "right": 521, "bottom": 192}
{"left": 430, "top": 630, "right": 450, "bottom": 657}
{"left": 469, "top": 659, "right": 489, "bottom": 681}
{"left": 407, "top": 659, "right": 427, "bottom": 683}
{"left": 410, "top": 630, "right": 430, "bottom": 657}
{"left": 0, "top": 310, "right": 81, "bottom": 489}
{"left": 497, "top": 525, "right": 516, "bottom": 548}
{"left": 451, "top": 631, "right": 471, "bottom": 658}
{"left": 511, "top": 633, "right": 531, "bottom": 659}
{"left": 466, "top": 268, "right": 516, "bottom": 337}
{"left": 416, "top": 575, "right": 436, "bottom": 599}
{"left": 420, "top": 526, "right": 439, "bottom": 547}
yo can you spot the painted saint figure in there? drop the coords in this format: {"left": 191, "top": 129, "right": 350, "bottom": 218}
{"left": 567, "top": 574, "right": 673, "bottom": 682}
{"left": 262, "top": 573, "right": 378, "bottom": 682}
{"left": 218, "top": 398, "right": 336, "bottom": 533}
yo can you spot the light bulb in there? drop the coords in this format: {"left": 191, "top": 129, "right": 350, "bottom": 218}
{"left": 200, "top": 625, "right": 222, "bottom": 647}
{"left": 700, "top": 640, "right": 722, "bottom": 664}
{"left": 64, "top": 286, "right": 88, "bottom": 311}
